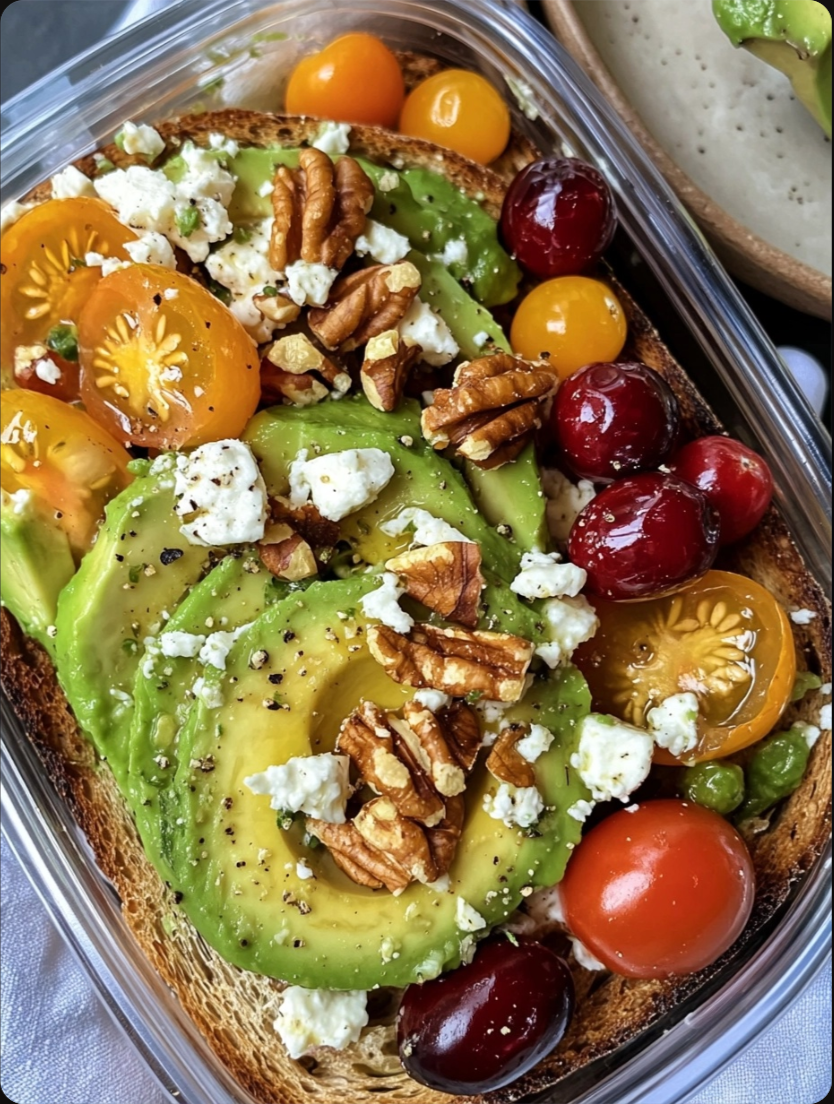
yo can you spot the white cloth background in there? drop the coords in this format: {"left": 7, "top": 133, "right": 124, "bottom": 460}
{"left": 0, "top": 2, "right": 830, "bottom": 1102}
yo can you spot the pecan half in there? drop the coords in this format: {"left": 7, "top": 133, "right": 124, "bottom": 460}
{"left": 257, "top": 533, "right": 317, "bottom": 582}
{"left": 360, "top": 329, "right": 422, "bottom": 412}
{"left": 270, "top": 148, "right": 374, "bottom": 271}
{"left": 305, "top": 819, "right": 411, "bottom": 894}
{"left": 401, "top": 700, "right": 466, "bottom": 797}
{"left": 262, "top": 332, "right": 351, "bottom": 406}
{"left": 425, "top": 793, "right": 465, "bottom": 878}
{"left": 354, "top": 796, "right": 438, "bottom": 885}
{"left": 252, "top": 290, "right": 301, "bottom": 327}
{"left": 386, "top": 541, "right": 484, "bottom": 628}
{"left": 269, "top": 498, "right": 340, "bottom": 551}
{"left": 486, "top": 724, "right": 536, "bottom": 788}
{"left": 308, "top": 261, "right": 421, "bottom": 353}
{"left": 421, "top": 353, "right": 557, "bottom": 468}
{"left": 438, "top": 700, "right": 483, "bottom": 772}
{"left": 367, "top": 623, "right": 534, "bottom": 702}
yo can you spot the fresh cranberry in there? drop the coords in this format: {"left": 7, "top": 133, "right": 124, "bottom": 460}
{"left": 552, "top": 361, "right": 679, "bottom": 482}
{"left": 500, "top": 158, "right": 616, "bottom": 279}
{"left": 397, "top": 938, "right": 574, "bottom": 1094}
{"left": 568, "top": 473, "right": 720, "bottom": 600}
{"left": 668, "top": 436, "right": 774, "bottom": 545}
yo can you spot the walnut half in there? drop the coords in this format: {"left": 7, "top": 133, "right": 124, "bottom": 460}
{"left": 308, "top": 261, "right": 421, "bottom": 353}
{"left": 360, "top": 329, "right": 422, "bottom": 412}
{"left": 262, "top": 332, "right": 351, "bottom": 406}
{"left": 386, "top": 541, "right": 484, "bottom": 628}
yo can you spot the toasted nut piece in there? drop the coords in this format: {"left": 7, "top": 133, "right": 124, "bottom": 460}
{"left": 425, "top": 793, "right": 465, "bottom": 877}
{"left": 308, "top": 261, "right": 421, "bottom": 353}
{"left": 257, "top": 534, "right": 318, "bottom": 581}
{"left": 337, "top": 702, "right": 445, "bottom": 826}
{"left": 421, "top": 353, "right": 556, "bottom": 468}
{"left": 402, "top": 700, "right": 467, "bottom": 797}
{"left": 270, "top": 148, "right": 374, "bottom": 272}
{"left": 354, "top": 797, "right": 439, "bottom": 885}
{"left": 252, "top": 291, "right": 301, "bottom": 326}
{"left": 367, "top": 623, "right": 534, "bottom": 702}
{"left": 269, "top": 498, "right": 341, "bottom": 551}
{"left": 386, "top": 541, "right": 484, "bottom": 628}
{"left": 486, "top": 724, "right": 536, "bottom": 788}
{"left": 439, "top": 700, "right": 483, "bottom": 772}
{"left": 360, "top": 329, "right": 422, "bottom": 412}
{"left": 262, "top": 333, "right": 351, "bottom": 406}
{"left": 305, "top": 819, "right": 411, "bottom": 894}
{"left": 261, "top": 367, "right": 330, "bottom": 406}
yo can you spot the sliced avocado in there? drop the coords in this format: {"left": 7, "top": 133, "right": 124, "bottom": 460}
{"left": 163, "top": 574, "right": 590, "bottom": 988}
{"left": 713, "top": 0, "right": 832, "bottom": 135}
{"left": 0, "top": 493, "right": 75, "bottom": 657}
{"left": 408, "top": 249, "right": 511, "bottom": 358}
{"left": 243, "top": 401, "right": 523, "bottom": 579}
{"left": 54, "top": 460, "right": 215, "bottom": 780}
{"left": 462, "top": 443, "right": 549, "bottom": 554}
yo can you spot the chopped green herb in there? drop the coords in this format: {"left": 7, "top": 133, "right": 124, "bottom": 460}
{"left": 465, "top": 690, "right": 484, "bottom": 704}
{"left": 45, "top": 323, "right": 79, "bottom": 362}
{"left": 126, "top": 458, "right": 151, "bottom": 477}
{"left": 232, "top": 225, "right": 253, "bottom": 244}
{"left": 128, "top": 565, "right": 142, "bottom": 584}
{"left": 276, "top": 809, "right": 296, "bottom": 830}
{"left": 69, "top": 256, "right": 87, "bottom": 270}
{"left": 503, "top": 930, "right": 519, "bottom": 946}
{"left": 114, "top": 130, "right": 127, "bottom": 151}
{"left": 261, "top": 284, "right": 279, "bottom": 296}
{"left": 175, "top": 206, "right": 202, "bottom": 238}
{"left": 95, "top": 157, "right": 116, "bottom": 174}
{"left": 207, "top": 278, "right": 232, "bottom": 306}
{"left": 121, "top": 638, "right": 139, "bottom": 655}
{"left": 303, "top": 831, "right": 321, "bottom": 850}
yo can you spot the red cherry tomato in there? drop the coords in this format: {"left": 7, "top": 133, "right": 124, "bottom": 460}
{"left": 561, "top": 801, "right": 755, "bottom": 978}
{"left": 397, "top": 938, "right": 574, "bottom": 1094}
{"left": 668, "top": 436, "right": 773, "bottom": 545}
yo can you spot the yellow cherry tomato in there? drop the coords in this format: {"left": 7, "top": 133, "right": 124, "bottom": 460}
{"left": 78, "top": 266, "right": 260, "bottom": 449}
{"left": 573, "top": 571, "right": 797, "bottom": 764}
{"left": 399, "top": 69, "right": 510, "bottom": 165}
{"left": 1, "top": 389, "right": 132, "bottom": 558}
{"left": 286, "top": 33, "right": 405, "bottom": 128}
{"left": 0, "top": 198, "right": 138, "bottom": 383}
{"left": 510, "top": 276, "right": 627, "bottom": 379}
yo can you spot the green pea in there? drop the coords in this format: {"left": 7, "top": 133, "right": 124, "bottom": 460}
{"left": 682, "top": 761, "right": 745, "bottom": 815}
{"left": 735, "top": 727, "right": 811, "bottom": 823}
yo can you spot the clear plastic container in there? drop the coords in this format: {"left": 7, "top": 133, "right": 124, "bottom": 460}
{"left": 1, "top": 2, "right": 830, "bottom": 1102}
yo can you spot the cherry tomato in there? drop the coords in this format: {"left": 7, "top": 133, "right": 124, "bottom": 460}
{"left": 0, "top": 389, "right": 131, "bottom": 558}
{"left": 510, "top": 276, "right": 627, "bottom": 379}
{"left": 397, "top": 938, "right": 574, "bottom": 1093}
{"left": 399, "top": 70, "right": 510, "bottom": 165}
{"left": 568, "top": 472, "right": 719, "bottom": 600}
{"left": 12, "top": 349, "right": 80, "bottom": 403}
{"left": 573, "top": 570, "right": 797, "bottom": 762}
{"left": 561, "top": 800, "right": 755, "bottom": 978}
{"left": 1, "top": 198, "right": 137, "bottom": 382}
{"left": 285, "top": 33, "right": 405, "bottom": 128}
{"left": 78, "top": 265, "right": 260, "bottom": 448}
{"left": 500, "top": 158, "right": 617, "bottom": 279}
{"left": 552, "top": 361, "right": 679, "bottom": 482}
{"left": 669, "top": 436, "right": 774, "bottom": 545}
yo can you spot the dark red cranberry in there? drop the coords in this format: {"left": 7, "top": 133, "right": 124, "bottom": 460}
{"left": 552, "top": 361, "right": 679, "bottom": 482}
{"left": 500, "top": 158, "right": 616, "bottom": 279}
{"left": 568, "top": 472, "right": 720, "bottom": 600}
{"left": 668, "top": 436, "right": 773, "bottom": 545}
{"left": 397, "top": 938, "right": 574, "bottom": 1094}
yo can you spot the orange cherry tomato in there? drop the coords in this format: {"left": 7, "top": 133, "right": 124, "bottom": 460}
{"left": 510, "top": 276, "right": 626, "bottom": 379}
{"left": 10, "top": 349, "right": 80, "bottom": 403}
{"left": 1, "top": 198, "right": 137, "bottom": 383}
{"left": 286, "top": 33, "right": 405, "bottom": 128}
{"left": 399, "top": 69, "right": 510, "bottom": 165}
{"left": 77, "top": 266, "right": 260, "bottom": 449}
{"left": 0, "top": 389, "right": 132, "bottom": 558}
{"left": 573, "top": 570, "right": 797, "bottom": 763}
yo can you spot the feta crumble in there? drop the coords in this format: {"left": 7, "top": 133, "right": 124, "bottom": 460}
{"left": 204, "top": 218, "right": 284, "bottom": 341}
{"left": 541, "top": 468, "right": 596, "bottom": 544}
{"left": 399, "top": 297, "right": 459, "bottom": 367}
{"left": 174, "top": 440, "right": 267, "bottom": 547}
{"left": 792, "top": 720, "right": 822, "bottom": 748}
{"left": 245, "top": 753, "right": 350, "bottom": 823}
{"left": 124, "top": 231, "right": 177, "bottom": 268}
{"left": 192, "top": 676, "right": 224, "bottom": 710}
{"left": 377, "top": 170, "right": 400, "bottom": 193}
{"left": 296, "top": 860, "right": 315, "bottom": 880}
{"left": 483, "top": 783, "right": 544, "bottom": 829}
{"left": 199, "top": 623, "right": 252, "bottom": 671}
{"left": 288, "top": 447, "right": 395, "bottom": 522}
{"left": 570, "top": 714, "right": 654, "bottom": 803}
{"left": 354, "top": 219, "right": 411, "bottom": 265}
{"left": 118, "top": 121, "right": 166, "bottom": 160}
{"left": 413, "top": 689, "right": 452, "bottom": 712}
{"left": 820, "top": 703, "right": 832, "bottom": 731}
{"left": 1, "top": 200, "right": 36, "bottom": 234}
{"left": 510, "top": 551, "right": 587, "bottom": 600}
{"left": 566, "top": 798, "right": 595, "bottom": 823}
{"left": 284, "top": 259, "right": 339, "bottom": 307}
{"left": 159, "top": 631, "right": 206, "bottom": 659}
{"left": 311, "top": 121, "right": 352, "bottom": 157}
{"left": 516, "top": 723, "right": 554, "bottom": 763}
{"left": 535, "top": 594, "right": 599, "bottom": 668}
{"left": 455, "top": 897, "right": 487, "bottom": 933}
{"left": 790, "top": 608, "right": 817, "bottom": 625}
{"left": 359, "top": 572, "right": 414, "bottom": 634}
{"left": 273, "top": 987, "right": 368, "bottom": 1059}
{"left": 3, "top": 488, "right": 34, "bottom": 517}
{"left": 570, "top": 937, "right": 605, "bottom": 971}
{"left": 50, "top": 165, "right": 96, "bottom": 199}
{"left": 380, "top": 507, "right": 472, "bottom": 546}
{"left": 646, "top": 692, "right": 700, "bottom": 758}
{"left": 34, "top": 358, "right": 62, "bottom": 385}
{"left": 430, "top": 237, "right": 468, "bottom": 267}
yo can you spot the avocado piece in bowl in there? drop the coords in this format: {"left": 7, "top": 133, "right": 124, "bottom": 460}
{"left": 161, "top": 574, "right": 591, "bottom": 989}
{"left": 713, "top": 0, "right": 832, "bottom": 135}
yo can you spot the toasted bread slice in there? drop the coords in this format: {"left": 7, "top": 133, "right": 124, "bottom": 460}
{"left": 3, "top": 108, "right": 830, "bottom": 1104}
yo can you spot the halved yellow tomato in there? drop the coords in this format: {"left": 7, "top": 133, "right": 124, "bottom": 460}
{"left": 573, "top": 570, "right": 796, "bottom": 763}
{"left": 0, "top": 389, "right": 132, "bottom": 558}
{"left": 1, "top": 198, "right": 137, "bottom": 382}
{"left": 78, "top": 265, "right": 261, "bottom": 448}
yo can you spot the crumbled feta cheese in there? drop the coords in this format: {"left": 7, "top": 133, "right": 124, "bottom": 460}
{"left": 570, "top": 937, "right": 605, "bottom": 971}
{"left": 207, "top": 132, "right": 239, "bottom": 159}
{"left": 570, "top": 714, "right": 654, "bottom": 803}
{"left": 84, "top": 251, "right": 131, "bottom": 276}
{"left": 1, "top": 200, "right": 36, "bottom": 234}
{"left": 288, "top": 447, "right": 394, "bottom": 522}
{"left": 515, "top": 723, "right": 554, "bottom": 763}
{"left": 792, "top": 720, "right": 822, "bottom": 748}
{"left": 245, "top": 753, "right": 350, "bottom": 823}
{"left": 163, "top": 288, "right": 179, "bottom": 300}
{"left": 536, "top": 594, "right": 599, "bottom": 668}
{"left": 510, "top": 551, "right": 587, "bottom": 600}
{"left": 284, "top": 259, "right": 339, "bottom": 307}
{"left": 118, "top": 121, "right": 166, "bottom": 160}
{"left": 311, "top": 121, "right": 352, "bottom": 157}
{"left": 0, "top": 411, "right": 38, "bottom": 445}
{"left": 174, "top": 440, "right": 267, "bottom": 547}
{"left": 525, "top": 884, "right": 565, "bottom": 926}
{"left": 505, "top": 75, "right": 539, "bottom": 120}
{"left": 413, "top": 689, "right": 452, "bottom": 712}
{"left": 273, "top": 987, "right": 368, "bottom": 1059}
{"left": 821, "top": 683, "right": 832, "bottom": 696}
{"left": 258, "top": 179, "right": 274, "bottom": 197}
{"left": 790, "top": 608, "right": 817, "bottom": 625}
{"left": 296, "top": 860, "right": 315, "bottom": 880}
{"left": 159, "top": 631, "right": 206, "bottom": 658}
{"left": 430, "top": 237, "right": 468, "bottom": 267}
{"left": 51, "top": 165, "right": 96, "bottom": 199}
{"left": 192, "top": 676, "right": 224, "bottom": 709}
{"left": 380, "top": 507, "right": 472, "bottom": 546}
{"left": 427, "top": 874, "right": 452, "bottom": 894}
{"left": 455, "top": 897, "right": 487, "bottom": 933}
{"left": 354, "top": 219, "right": 411, "bottom": 265}
{"left": 646, "top": 692, "right": 700, "bottom": 758}
{"left": 199, "top": 623, "right": 252, "bottom": 671}
{"left": 472, "top": 330, "right": 489, "bottom": 347}
{"left": 399, "top": 297, "right": 459, "bottom": 367}
{"left": 483, "top": 783, "right": 544, "bottom": 829}
{"left": 820, "top": 703, "right": 832, "bottom": 731}
{"left": 2, "top": 488, "right": 34, "bottom": 517}
{"left": 476, "top": 697, "right": 511, "bottom": 730}
{"left": 377, "top": 170, "right": 399, "bottom": 193}
{"left": 204, "top": 217, "right": 284, "bottom": 341}
{"left": 359, "top": 572, "right": 414, "bottom": 633}
{"left": 542, "top": 468, "right": 596, "bottom": 544}
{"left": 34, "top": 357, "right": 62, "bottom": 385}
{"left": 567, "top": 798, "right": 595, "bottom": 823}
{"left": 124, "top": 231, "right": 177, "bottom": 267}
